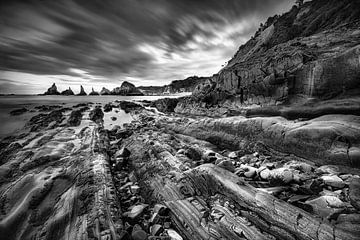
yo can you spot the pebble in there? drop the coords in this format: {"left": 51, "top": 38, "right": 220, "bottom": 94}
{"left": 166, "top": 229, "right": 183, "bottom": 240}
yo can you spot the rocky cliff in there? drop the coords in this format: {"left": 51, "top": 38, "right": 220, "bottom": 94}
{"left": 111, "top": 81, "right": 144, "bottom": 96}
{"left": 100, "top": 87, "right": 111, "bottom": 95}
{"left": 139, "top": 76, "right": 207, "bottom": 95}
{"left": 176, "top": 0, "right": 360, "bottom": 115}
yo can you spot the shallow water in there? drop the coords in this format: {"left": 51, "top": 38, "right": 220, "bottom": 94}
{"left": 0, "top": 94, "right": 188, "bottom": 138}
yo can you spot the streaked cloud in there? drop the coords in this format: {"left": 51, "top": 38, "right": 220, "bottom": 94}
{"left": 0, "top": 0, "right": 293, "bottom": 94}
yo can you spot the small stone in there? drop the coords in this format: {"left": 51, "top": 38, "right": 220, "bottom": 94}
{"left": 259, "top": 168, "right": 271, "bottom": 180}
{"left": 243, "top": 166, "right": 257, "bottom": 178}
{"left": 166, "top": 229, "right": 183, "bottom": 240}
{"left": 321, "top": 175, "right": 345, "bottom": 188}
{"left": 150, "top": 224, "right": 163, "bottom": 236}
{"left": 124, "top": 204, "right": 148, "bottom": 219}
{"left": 111, "top": 116, "right": 117, "bottom": 121}
{"left": 228, "top": 151, "right": 238, "bottom": 159}
{"left": 130, "top": 185, "right": 140, "bottom": 194}
{"left": 315, "top": 165, "right": 340, "bottom": 175}
{"left": 132, "top": 224, "right": 148, "bottom": 240}
{"left": 163, "top": 222, "right": 171, "bottom": 229}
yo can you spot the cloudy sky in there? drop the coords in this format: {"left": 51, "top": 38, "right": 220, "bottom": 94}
{"left": 0, "top": 0, "right": 293, "bottom": 94}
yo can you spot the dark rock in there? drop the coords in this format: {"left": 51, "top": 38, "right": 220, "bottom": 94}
{"left": 111, "top": 117, "right": 117, "bottom": 121}
{"left": 67, "top": 110, "right": 83, "bottom": 126}
{"left": 150, "top": 98, "right": 179, "bottom": 113}
{"left": 103, "top": 103, "right": 113, "bottom": 112}
{"left": 35, "top": 105, "right": 62, "bottom": 112}
{"left": 184, "top": 147, "right": 202, "bottom": 161}
{"left": 349, "top": 177, "right": 360, "bottom": 210}
{"left": 27, "top": 109, "right": 65, "bottom": 131}
{"left": 9, "top": 107, "right": 28, "bottom": 116}
{"left": 77, "top": 85, "right": 87, "bottom": 96}
{"left": 89, "top": 107, "right": 104, "bottom": 123}
{"left": 61, "top": 87, "right": 75, "bottom": 95}
{"left": 119, "top": 101, "right": 144, "bottom": 113}
{"left": 115, "top": 147, "right": 131, "bottom": 158}
{"left": 44, "top": 83, "right": 60, "bottom": 95}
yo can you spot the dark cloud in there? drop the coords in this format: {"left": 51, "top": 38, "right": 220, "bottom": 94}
{"left": 0, "top": 0, "right": 293, "bottom": 91}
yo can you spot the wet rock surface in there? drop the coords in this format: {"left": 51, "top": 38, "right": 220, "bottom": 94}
{"left": 1, "top": 100, "right": 360, "bottom": 240}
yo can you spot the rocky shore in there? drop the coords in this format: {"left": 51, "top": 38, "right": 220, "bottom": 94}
{"left": 1, "top": 99, "right": 359, "bottom": 240}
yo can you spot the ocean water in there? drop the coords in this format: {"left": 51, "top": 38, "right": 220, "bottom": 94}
{"left": 0, "top": 94, "right": 188, "bottom": 139}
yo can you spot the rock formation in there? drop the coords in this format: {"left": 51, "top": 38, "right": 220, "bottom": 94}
{"left": 43, "top": 83, "right": 60, "bottom": 95}
{"left": 111, "top": 81, "right": 144, "bottom": 96}
{"left": 139, "top": 76, "right": 207, "bottom": 95}
{"left": 77, "top": 85, "right": 87, "bottom": 96}
{"left": 89, "top": 87, "right": 99, "bottom": 96}
{"left": 100, "top": 87, "right": 111, "bottom": 95}
{"left": 176, "top": 0, "right": 360, "bottom": 115}
{"left": 60, "top": 87, "right": 74, "bottom": 95}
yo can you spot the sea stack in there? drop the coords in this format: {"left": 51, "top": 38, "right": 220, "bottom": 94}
{"left": 61, "top": 87, "right": 75, "bottom": 96}
{"left": 89, "top": 87, "right": 100, "bottom": 96}
{"left": 44, "top": 83, "right": 60, "bottom": 95}
{"left": 77, "top": 85, "right": 87, "bottom": 96}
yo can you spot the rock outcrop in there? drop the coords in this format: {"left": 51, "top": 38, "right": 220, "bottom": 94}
{"left": 111, "top": 81, "right": 144, "bottom": 96}
{"left": 176, "top": 0, "right": 360, "bottom": 115}
{"left": 60, "top": 87, "right": 74, "bottom": 95}
{"left": 150, "top": 98, "right": 179, "bottom": 113}
{"left": 77, "top": 85, "right": 87, "bottom": 96}
{"left": 139, "top": 76, "right": 207, "bottom": 95}
{"left": 100, "top": 87, "right": 111, "bottom": 95}
{"left": 89, "top": 87, "right": 99, "bottom": 96}
{"left": 43, "top": 83, "right": 60, "bottom": 95}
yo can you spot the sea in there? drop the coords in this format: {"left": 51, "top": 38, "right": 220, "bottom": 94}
{"left": 0, "top": 94, "right": 189, "bottom": 139}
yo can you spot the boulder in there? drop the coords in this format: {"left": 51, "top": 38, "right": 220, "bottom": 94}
{"left": 320, "top": 175, "right": 346, "bottom": 189}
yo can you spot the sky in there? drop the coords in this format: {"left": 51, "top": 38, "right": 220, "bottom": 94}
{"left": 0, "top": 0, "right": 294, "bottom": 94}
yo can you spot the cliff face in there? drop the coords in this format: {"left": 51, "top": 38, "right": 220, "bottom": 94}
{"left": 176, "top": 0, "right": 360, "bottom": 114}
{"left": 60, "top": 87, "right": 74, "bottom": 96}
{"left": 139, "top": 76, "right": 207, "bottom": 95}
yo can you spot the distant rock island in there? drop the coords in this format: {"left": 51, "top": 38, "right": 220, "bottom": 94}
{"left": 43, "top": 81, "right": 144, "bottom": 96}
{"left": 42, "top": 78, "right": 203, "bottom": 96}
